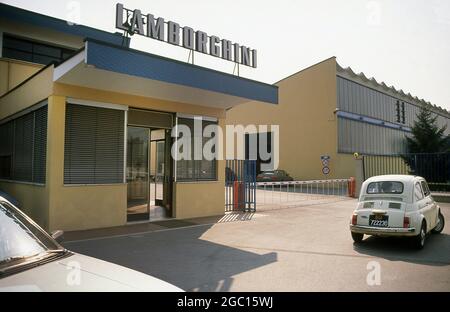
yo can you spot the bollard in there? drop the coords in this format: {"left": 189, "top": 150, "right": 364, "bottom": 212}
{"left": 233, "top": 181, "right": 246, "bottom": 210}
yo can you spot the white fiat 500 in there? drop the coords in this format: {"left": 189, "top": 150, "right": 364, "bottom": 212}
{"left": 350, "top": 175, "right": 445, "bottom": 249}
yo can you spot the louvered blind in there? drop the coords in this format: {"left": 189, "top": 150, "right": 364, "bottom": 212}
{"left": 33, "top": 106, "right": 48, "bottom": 184}
{"left": 64, "top": 104, "right": 124, "bottom": 184}
{"left": 176, "top": 117, "right": 217, "bottom": 181}
{"left": 0, "top": 105, "right": 47, "bottom": 183}
{"left": 0, "top": 121, "right": 14, "bottom": 179}
{"left": 13, "top": 113, "right": 34, "bottom": 182}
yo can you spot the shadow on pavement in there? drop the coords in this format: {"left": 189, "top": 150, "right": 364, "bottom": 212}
{"left": 64, "top": 224, "right": 277, "bottom": 291}
{"left": 353, "top": 233, "right": 450, "bottom": 266}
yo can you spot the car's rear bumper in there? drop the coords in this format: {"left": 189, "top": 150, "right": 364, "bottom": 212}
{"left": 350, "top": 224, "right": 416, "bottom": 236}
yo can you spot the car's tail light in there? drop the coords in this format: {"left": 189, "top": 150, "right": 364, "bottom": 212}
{"left": 351, "top": 214, "right": 358, "bottom": 225}
{"left": 403, "top": 216, "right": 410, "bottom": 228}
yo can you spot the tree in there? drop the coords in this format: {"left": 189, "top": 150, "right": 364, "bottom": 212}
{"left": 406, "top": 104, "right": 449, "bottom": 153}
{"left": 403, "top": 104, "right": 450, "bottom": 184}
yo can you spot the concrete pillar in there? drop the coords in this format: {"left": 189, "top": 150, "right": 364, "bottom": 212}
{"left": 46, "top": 95, "right": 66, "bottom": 231}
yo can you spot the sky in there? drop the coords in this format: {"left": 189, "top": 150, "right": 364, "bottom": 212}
{"left": 3, "top": 0, "right": 450, "bottom": 109}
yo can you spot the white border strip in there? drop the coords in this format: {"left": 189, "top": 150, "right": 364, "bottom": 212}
{"left": 123, "top": 110, "right": 128, "bottom": 183}
{"left": 176, "top": 113, "right": 218, "bottom": 122}
{"left": 67, "top": 98, "right": 129, "bottom": 111}
{"left": 53, "top": 50, "right": 86, "bottom": 81}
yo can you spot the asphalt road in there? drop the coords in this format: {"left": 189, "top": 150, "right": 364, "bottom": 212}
{"left": 65, "top": 199, "right": 450, "bottom": 291}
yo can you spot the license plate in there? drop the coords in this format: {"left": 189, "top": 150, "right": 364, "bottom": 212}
{"left": 369, "top": 215, "right": 389, "bottom": 227}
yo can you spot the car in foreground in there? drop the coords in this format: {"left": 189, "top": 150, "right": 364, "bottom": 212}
{"left": 256, "top": 169, "right": 294, "bottom": 182}
{"left": 349, "top": 175, "right": 445, "bottom": 249}
{"left": 0, "top": 196, "right": 183, "bottom": 292}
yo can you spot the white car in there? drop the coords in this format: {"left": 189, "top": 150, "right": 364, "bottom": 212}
{"left": 0, "top": 196, "right": 183, "bottom": 292}
{"left": 350, "top": 175, "right": 445, "bottom": 249}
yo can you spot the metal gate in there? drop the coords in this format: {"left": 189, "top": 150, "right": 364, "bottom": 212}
{"left": 362, "top": 153, "right": 450, "bottom": 192}
{"left": 256, "top": 179, "right": 352, "bottom": 211}
{"left": 225, "top": 160, "right": 256, "bottom": 212}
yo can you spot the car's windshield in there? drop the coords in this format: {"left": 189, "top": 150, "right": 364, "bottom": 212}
{"left": 0, "top": 202, "right": 59, "bottom": 265}
{"left": 367, "top": 181, "right": 404, "bottom": 194}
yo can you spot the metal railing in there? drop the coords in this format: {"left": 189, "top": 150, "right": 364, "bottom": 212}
{"left": 225, "top": 160, "right": 256, "bottom": 212}
{"left": 255, "top": 179, "right": 351, "bottom": 210}
{"left": 363, "top": 153, "right": 450, "bottom": 192}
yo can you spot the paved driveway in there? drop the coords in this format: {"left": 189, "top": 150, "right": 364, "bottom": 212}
{"left": 65, "top": 199, "right": 450, "bottom": 291}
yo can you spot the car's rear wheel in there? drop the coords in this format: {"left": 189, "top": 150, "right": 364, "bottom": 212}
{"left": 432, "top": 211, "right": 445, "bottom": 234}
{"left": 351, "top": 232, "right": 364, "bottom": 243}
{"left": 414, "top": 222, "right": 426, "bottom": 249}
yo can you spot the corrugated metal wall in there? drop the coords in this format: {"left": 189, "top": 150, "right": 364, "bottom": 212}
{"left": 337, "top": 76, "right": 450, "bottom": 155}
{"left": 338, "top": 118, "right": 408, "bottom": 155}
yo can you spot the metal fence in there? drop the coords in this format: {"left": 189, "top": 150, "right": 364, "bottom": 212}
{"left": 255, "top": 179, "right": 352, "bottom": 211}
{"left": 225, "top": 160, "right": 256, "bottom": 212}
{"left": 363, "top": 153, "right": 450, "bottom": 192}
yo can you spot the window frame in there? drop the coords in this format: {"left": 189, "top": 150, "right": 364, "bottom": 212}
{"left": 1, "top": 33, "right": 76, "bottom": 65}
{"left": 0, "top": 103, "right": 48, "bottom": 185}
{"left": 63, "top": 102, "right": 126, "bottom": 185}
{"left": 366, "top": 181, "right": 404, "bottom": 194}
{"left": 175, "top": 116, "right": 218, "bottom": 182}
{"left": 420, "top": 180, "right": 431, "bottom": 197}
{"left": 414, "top": 182, "right": 425, "bottom": 202}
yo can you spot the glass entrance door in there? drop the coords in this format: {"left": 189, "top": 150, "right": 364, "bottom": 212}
{"left": 127, "top": 126, "right": 172, "bottom": 222}
{"left": 149, "top": 129, "right": 172, "bottom": 220}
{"left": 127, "top": 127, "right": 150, "bottom": 222}
{"left": 154, "top": 140, "right": 165, "bottom": 206}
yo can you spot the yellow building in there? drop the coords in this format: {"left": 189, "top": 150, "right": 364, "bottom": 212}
{"left": 0, "top": 4, "right": 277, "bottom": 231}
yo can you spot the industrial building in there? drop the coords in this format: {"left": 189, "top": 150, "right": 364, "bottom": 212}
{"left": 226, "top": 57, "right": 450, "bottom": 180}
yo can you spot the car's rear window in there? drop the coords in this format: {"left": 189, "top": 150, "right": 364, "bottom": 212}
{"left": 367, "top": 181, "right": 404, "bottom": 194}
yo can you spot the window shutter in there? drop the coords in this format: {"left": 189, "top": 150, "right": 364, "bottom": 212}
{"left": 64, "top": 104, "right": 124, "bottom": 184}
{"left": 176, "top": 117, "right": 217, "bottom": 181}
{"left": 94, "top": 107, "right": 124, "bottom": 183}
{"left": 0, "top": 121, "right": 14, "bottom": 179}
{"left": 13, "top": 113, "right": 34, "bottom": 181}
{"left": 33, "top": 106, "right": 48, "bottom": 183}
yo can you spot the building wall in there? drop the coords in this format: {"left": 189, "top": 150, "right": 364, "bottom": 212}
{"left": 0, "top": 19, "right": 84, "bottom": 51}
{"left": 45, "top": 86, "right": 227, "bottom": 231}
{"left": 45, "top": 96, "right": 127, "bottom": 231}
{"left": 0, "top": 59, "right": 44, "bottom": 96}
{"left": 226, "top": 57, "right": 356, "bottom": 180}
{"left": 0, "top": 65, "right": 53, "bottom": 120}
{"left": 338, "top": 118, "right": 408, "bottom": 155}
{"left": 53, "top": 83, "right": 226, "bottom": 119}
{"left": 0, "top": 66, "right": 53, "bottom": 230}
{"left": 337, "top": 76, "right": 450, "bottom": 155}
{"left": 0, "top": 182, "right": 49, "bottom": 229}
{"left": 0, "top": 18, "right": 85, "bottom": 96}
